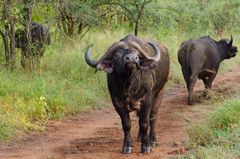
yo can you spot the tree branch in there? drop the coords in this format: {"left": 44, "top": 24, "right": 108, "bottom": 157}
{"left": 93, "top": 2, "right": 135, "bottom": 23}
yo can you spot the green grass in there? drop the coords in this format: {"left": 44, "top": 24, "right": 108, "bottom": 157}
{"left": 0, "top": 65, "right": 108, "bottom": 139}
{"left": 187, "top": 99, "right": 240, "bottom": 158}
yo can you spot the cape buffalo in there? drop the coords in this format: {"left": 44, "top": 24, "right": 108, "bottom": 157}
{"left": 178, "top": 35, "right": 238, "bottom": 105}
{"left": 15, "top": 22, "right": 51, "bottom": 69}
{"left": 15, "top": 22, "right": 51, "bottom": 54}
{"left": 85, "top": 34, "right": 169, "bottom": 153}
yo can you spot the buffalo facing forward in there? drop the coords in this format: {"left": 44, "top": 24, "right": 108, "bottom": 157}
{"left": 178, "top": 35, "right": 238, "bottom": 105}
{"left": 85, "top": 34, "right": 169, "bottom": 153}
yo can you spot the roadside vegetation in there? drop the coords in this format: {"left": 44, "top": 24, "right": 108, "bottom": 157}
{"left": 0, "top": 1, "right": 240, "bottom": 158}
{"left": 187, "top": 99, "right": 240, "bottom": 158}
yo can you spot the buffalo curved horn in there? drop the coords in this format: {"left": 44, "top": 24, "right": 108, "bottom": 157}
{"left": 128, "top": 41, "right": 161, "bottom": 62}
{"left": 85, "top": 41, "right": 127, "bottom": 68}
{"left": 85, "top": 44, "right": 98, "bottom": 68}
{"left": 227, "top": 34, "right": 233, "bottom": 47}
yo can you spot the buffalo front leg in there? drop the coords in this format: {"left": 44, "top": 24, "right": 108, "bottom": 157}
{"left": 139, "top": 99, "right": 152, "bottom": 153}
{"left": 115, "top": 107, "right": 133, "bottom": 154}
{"left": 149, "top": 89, "right": 165, "bottom": 147}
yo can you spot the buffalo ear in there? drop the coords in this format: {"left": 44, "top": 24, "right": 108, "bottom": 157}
{"left": 96, "top": 60, "right": 113, "bottom": 73}
{"left": 139, "top": 59, "right": 158, "bottom": 71}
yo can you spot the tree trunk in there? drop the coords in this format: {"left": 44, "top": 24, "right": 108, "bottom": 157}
{"left": 134, "top": 21, "right": 138, "bottom": 36}
{"left": 78, "top": 19, "right": 83, "bottom": 34}
{"left": 133, "top": 2, "right": 145, "bottom": 36}
{"left": 23, "top": 0, "right": 34, "bottom": 70}
{"left": 1, "top": 0, "right": 16, "bottom": 68}
{"left": 0, "top": 31, "right": 10, "bottom": 64}
{"left": 9, "top": 20, "right": 16, "bottom": 69}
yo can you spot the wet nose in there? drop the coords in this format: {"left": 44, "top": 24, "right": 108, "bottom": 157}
{"left": 124, "top": 53, "right": 139, "bottom": 63}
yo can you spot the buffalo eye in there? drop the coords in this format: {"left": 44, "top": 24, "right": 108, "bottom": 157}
{"left": 114, "top": 52, "right": 121, "bottom": 58}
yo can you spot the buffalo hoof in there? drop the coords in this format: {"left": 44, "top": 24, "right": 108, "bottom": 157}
{"left": 150, "top": 141, "right": 157, "bottom": 147}
{"left": 200, "top": 91, "right": 208, "bottom": 98}
{"left": 122, "top": 146, "right": 133, "bottom": 154}
{"left": 187, "top": 101, "right": 193, "bottom": 105}
{"left": 141, "top": 146, "right": 151, "bottom": 153}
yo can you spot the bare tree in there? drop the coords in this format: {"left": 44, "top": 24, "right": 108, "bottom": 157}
{"left": 132, "top": 0, "right": 152, "bottom": 36}
{"left": 96, "top": 0, "right": 153, "bottom": 36}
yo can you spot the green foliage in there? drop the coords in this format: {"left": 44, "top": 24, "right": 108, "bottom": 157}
{"left": 2, "top": 0, "right": 240, "bottom": 39}
{"left": 206, "top": 1, "right": 240, "bottom": 36}
{"left": 187, "top": 124, "right": 215, "bottom": 146}
{"left": 187, "top": 99, "right": 240, "bottom": 158}
{"left": 55, "top": 0, "right": 100, "bottom": 36}
{"left": 208, "top": 100, "right": 240, "bottom": 130}
{"left": 32, "top": 0, "right": 56, "bottom": 23}
{"left": 143, "top": 0, "right": 240, "bottom": 36}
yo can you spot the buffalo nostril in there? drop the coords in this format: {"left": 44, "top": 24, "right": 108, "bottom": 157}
{"left": 126, "top": 57, "right": 130, "bottom": 60}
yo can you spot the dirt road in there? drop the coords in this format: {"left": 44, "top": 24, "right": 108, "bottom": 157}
{"left": 0, "top": 69, "right": 240, "bottom": 159}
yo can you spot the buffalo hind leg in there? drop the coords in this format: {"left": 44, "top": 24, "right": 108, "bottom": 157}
{"left": 204, "top": 73, "right": 216, "bottom": 89}
{"left": 139, "top": 98, "right": 152, "bottom": 153}
{"left": 188, "top": 74, "right": 198, "bottom": 105}
{"left": 149, "top": 89, "right": 165, "bottom": 147}
{"left": 202, "top": 77, "right": 211, "bottom": 97}
{"left": 202, "top": 74, "right": 216, "bottom": 98}
{"left": 201, "top": 77, "right": 209, "bottom": 97}
{"left": 182, "top": 68, "right": 190, "bottom": 91}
